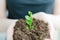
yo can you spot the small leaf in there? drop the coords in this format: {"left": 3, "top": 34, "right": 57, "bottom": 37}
{"left": 26, "top": 20, "right": 29, "bottom": 25}
{"left": 25, "top": 15, "right": 31, "bottom": 20}
{"left": 26, "top": 19, "right": 32, "bottom": 25}
{"left": 28, "top": 11, "right": 32, "bottom": 17}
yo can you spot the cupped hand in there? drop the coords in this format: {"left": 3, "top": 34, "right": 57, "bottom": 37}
{"left": 33, "top": 12, "right": 58, "bottom": 40}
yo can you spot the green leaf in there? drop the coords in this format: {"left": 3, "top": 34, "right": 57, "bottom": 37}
{"left": 25, "top": 15, "right": 31, "bottom": 20}
{"left": 26, "top": 19, "right": 32, "bottom": 25}
{"left": 28, "top": 11, "right": 32, "bottom": 17}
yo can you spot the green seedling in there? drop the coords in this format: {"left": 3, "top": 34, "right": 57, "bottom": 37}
{"left": 25, "top": 11, "right": 34, "bottom": 30}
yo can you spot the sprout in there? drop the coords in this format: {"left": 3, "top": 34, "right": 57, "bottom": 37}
{"left": 25, "top": 11, "right": 34, "bottom": 30}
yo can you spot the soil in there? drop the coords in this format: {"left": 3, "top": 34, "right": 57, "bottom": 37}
{"left": 13, "top": 18, "right": 50, "bottom": 40}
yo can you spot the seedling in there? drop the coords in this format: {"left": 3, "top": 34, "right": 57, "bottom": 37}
{"left": 25, "top": 11, "right": 34, "bottom": 30}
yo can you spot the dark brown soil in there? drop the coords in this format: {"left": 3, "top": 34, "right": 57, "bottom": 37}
{"left": 13, "top": 18, "right": 50, "bottom": 40}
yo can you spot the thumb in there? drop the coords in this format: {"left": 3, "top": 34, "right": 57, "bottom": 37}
{"left": 33, "top": 12, "right": 50, "bottom": 22}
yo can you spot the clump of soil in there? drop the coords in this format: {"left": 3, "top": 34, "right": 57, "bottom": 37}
{"left": 13, "top": 18, "right": 50, "bottom": 40}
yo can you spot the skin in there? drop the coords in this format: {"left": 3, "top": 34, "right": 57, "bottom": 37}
{"left": 54, "top": 0, "right": 60, "bottom": 15}
{"left": 0, "top": 0, "right": 6, "bottom": 18}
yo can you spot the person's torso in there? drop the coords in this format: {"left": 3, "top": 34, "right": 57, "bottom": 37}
{"left": 6, "top": 0, "right": 54, "bottom": 19}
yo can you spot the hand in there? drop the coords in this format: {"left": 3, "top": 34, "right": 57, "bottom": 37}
{"left": 33, "top": 12, "right": 58, "bottom": 40}
{"left": 33, "top": 12, "right": 60, "bottom": 30}
{"left": 0, "top": 19, "right": 17, "bottom": 32}
{"left": 33, "top": 12, "right": 53, "bottom": 23}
